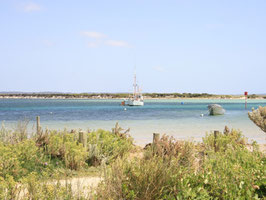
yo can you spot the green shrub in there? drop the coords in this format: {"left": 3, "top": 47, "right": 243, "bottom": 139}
{"left": 97, "top": 131, "right": 265, "bottom": 199}
{"left": 40, "top": 130, "right": 87, "bottom": 170}
{"left": 203, "top": 129, "right": 247, "bottom": 152}
{"left": 0, "top": 123, "right": 135, "bottom": 199}
{"left": 96, "top": 156, "right": 209, "bottom": 200}
{"left": 144, "top": 135, "right": 197, "bottom": 168}
{"left": 200, "top": 147, "right": 265, "bottom": 199}
{"left": 0, "top": 140, "right": 53, "bottom": 181}
{"left": 87, "top": 129, "right": 133, "bottom": 165}
{"left": 0, "top": 175, "right": 19, "bottom": 200}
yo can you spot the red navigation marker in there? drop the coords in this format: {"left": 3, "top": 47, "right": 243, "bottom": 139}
{"left": 244, "top": 91, "right": 248, "bottom": 109}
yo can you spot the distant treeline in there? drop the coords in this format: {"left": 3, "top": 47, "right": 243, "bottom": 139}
{"left": 143, "top": 93, "right": 217, "bottom": 98}
{"left": 0, "top": 92, "right": 265, "bottom": 99}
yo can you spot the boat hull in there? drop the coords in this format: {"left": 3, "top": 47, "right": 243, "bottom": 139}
{"left": 126, "top": 99, "right": 144, "bottom": 106}
{"left": 208, "top": 104, "right": 225, "bottom": 115}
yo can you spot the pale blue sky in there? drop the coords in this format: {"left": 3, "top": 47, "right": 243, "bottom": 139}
{"left": 0, "top": 0, "right": 265, "bottom": 94}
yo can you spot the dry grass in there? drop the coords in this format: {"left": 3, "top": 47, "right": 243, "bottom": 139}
{"left": 0, "top": 120, "right": 29, "bottom": 144}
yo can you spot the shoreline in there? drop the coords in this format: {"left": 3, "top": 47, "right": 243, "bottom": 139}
{"left": 0, "top": 96, "right": 265, "bottom": 100}
{"left": 2, "top": 120, "right": 266, "bottom": 145}
{"left": 0, "top": 92, "right": 265, "bottom": 100}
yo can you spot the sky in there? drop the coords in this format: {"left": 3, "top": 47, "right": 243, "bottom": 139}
{"left": 0, "top": 0, "right": 266, "bottom": 94}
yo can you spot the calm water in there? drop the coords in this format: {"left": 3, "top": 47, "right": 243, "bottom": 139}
{"left": 1, "top": 99, "right": 265, "bottom": 144}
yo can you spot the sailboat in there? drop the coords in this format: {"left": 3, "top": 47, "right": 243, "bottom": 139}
{"left": 124, "top": 72, "right": 144, "bottom": 106}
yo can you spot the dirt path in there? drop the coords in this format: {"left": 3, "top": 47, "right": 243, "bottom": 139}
{"left": 57, "top": 176, "right": 102, "bottom": 196}
{"left": 17, "top": 176, "right": 102, "bottom": 199}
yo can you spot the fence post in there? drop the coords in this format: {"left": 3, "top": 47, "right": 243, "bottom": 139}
{"left": 36, "top": 116, "right": 41, "bottom": 135}
{"left": 214, "top": 130, "right": 219, "bottom": 152}
{"left": 153, "top": 133, "right": 160, "bottom": 144}
{"left": 152, "top": 133, "right": 160, "bottom": 154}
{"left": 224, "top": 126, "right": 230, "bottom": 135}
{"left": 79, "top": 131, "right": 87, "bottom": 149}
{"left": 70, "top": 129, "right": 75, "bottom": 133}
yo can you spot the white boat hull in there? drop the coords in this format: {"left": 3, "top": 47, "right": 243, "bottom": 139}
{"left": 126, "top": 99, "right": 144, "bottom": 106}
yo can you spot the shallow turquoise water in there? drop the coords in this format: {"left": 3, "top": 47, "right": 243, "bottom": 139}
{"left": 1, "top": 99, "right": 265, "bottom": 144}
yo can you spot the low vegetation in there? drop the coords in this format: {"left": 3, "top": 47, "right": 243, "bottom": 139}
{"left": 0, "top": 118, "right": 265, "bottom": 199}
{"left": 0, "top": 122, "right": 134, "bottom": 199}
{"left": 97, "top": 128, "right": 265, "bottom": 199}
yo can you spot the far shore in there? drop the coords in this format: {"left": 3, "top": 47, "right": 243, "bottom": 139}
{"left": 0, "top": 95, "right": 265, "bottom": 100}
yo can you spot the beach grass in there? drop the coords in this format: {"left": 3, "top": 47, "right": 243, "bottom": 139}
{"left": 0, "top": 121, "right": 265, "bottom": 199}
{"left": 97, "top": 129, "right": 265, "bottom": 199}
{"left": 0, "top": 122, "right": 134, "bottom": 199}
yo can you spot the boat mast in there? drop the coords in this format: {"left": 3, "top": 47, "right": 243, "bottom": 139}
{"left": 133, "top": 72, "right": 137, "bottom": 96}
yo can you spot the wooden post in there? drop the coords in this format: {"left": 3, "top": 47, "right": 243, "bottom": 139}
{"left": 36, "top": 116, "right": 40, "bottom": 135}
{"left": 153, "top": 133, "right": 160, "bottom": 144}
{"left": 83, "top": 132, "right": 87, "bottom": 149}
{"left": 79, "top": 131, "right": 87, "bottom": 149}
{"left": 152, "top": 133, "right": 160, "bottom": 155}
{"left": 214, "top": 130, "right": 219, "bottom": 152}
{"left": 224, "top": 126, "right": 230, "bottom": 135}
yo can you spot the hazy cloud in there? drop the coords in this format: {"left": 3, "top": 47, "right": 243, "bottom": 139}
{"left": 23, "top": 3, "right": 41, "bottom": 12}
{"left": 105, "top": 40, "right": 129, "bottom": 47}
{"left": 81, "top": 31, "right": 130, "bottom": 48}
{"left": 81, "top": 31, "right": 107, "bottom": 39}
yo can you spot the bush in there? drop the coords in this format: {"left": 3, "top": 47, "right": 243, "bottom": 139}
{"left": 97, "top": 130, "right": 265, "bottom": 199}
{"left": 0, "top": 123, "right": 135, "bottom": 199}
{"left": 203, "top": 129, "right": 247, "bottom": 152}
{"left": 40, "top": 130, "right": 87, "bottom": 170}
{"left": 144, "top": 135, "right": 197, "bottom": 168}
{"left": 0, "top": 140, "right": 53, "bottom": 181}
{"left": 87, "top": 128, "right": 133, "bottom": 166}
{"left": 200, "top": 147, "right": 265, "bottom": 199}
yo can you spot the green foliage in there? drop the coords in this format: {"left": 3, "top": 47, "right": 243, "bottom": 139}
{"left": 0, "top": 140, "right": 54, "bottom": 181}
{"left": 0, "top": 122, "right": 135, "bottom": 199}
{"left": 97, "top": 130, "right": 265, "bottom": 199}
{"left": 203, "top": 129, "right": 247, "bottom": 152}
{"left": 42, "top": 130, "right": 87, "bottom": 170}
{"left": 145, "top": 135, "right": 196, "bottom": 168}
{"left": 200, "top": 147, "right": 265, "bottom": 199}
{"left": 1, "top": 121, "right": 265, "bottom": 199}
{"left": 87, "top": 128, "right": 133, "bottom": 165}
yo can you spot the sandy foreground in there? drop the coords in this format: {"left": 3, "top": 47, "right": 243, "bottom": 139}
{"left": 17, "top": 177, "right": 102, "bottom": 199}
